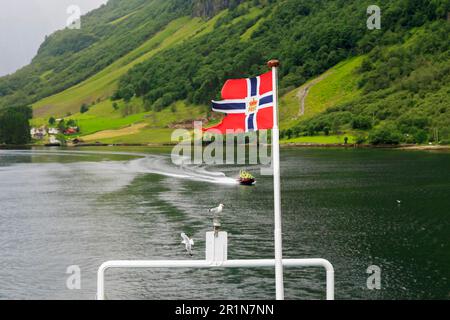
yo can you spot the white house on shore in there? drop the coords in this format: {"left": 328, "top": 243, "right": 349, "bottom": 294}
{"left": 48, "top": 128, "right": 59, "bottom": 135}
{"left": 30, "top": 127, "right": 47, "bottom": 140}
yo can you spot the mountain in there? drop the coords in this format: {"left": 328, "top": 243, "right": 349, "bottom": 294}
{"left": 0, "top": 0, "right": 449, "bottom": 145}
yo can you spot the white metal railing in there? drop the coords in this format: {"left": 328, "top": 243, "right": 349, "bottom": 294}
{"left": 97, "top": 258, "right": 334, "bottom": 300}
{"left": 97, "top": 231, "right": 334, "bottom": 300}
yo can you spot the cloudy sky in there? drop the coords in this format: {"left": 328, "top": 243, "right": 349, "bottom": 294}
{"left": 0, "top": 0, "right": 108, "bottom": 76}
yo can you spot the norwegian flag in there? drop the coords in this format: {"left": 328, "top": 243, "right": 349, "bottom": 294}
{"left": 204, "top": 71, "right": 274, "bottom": 133}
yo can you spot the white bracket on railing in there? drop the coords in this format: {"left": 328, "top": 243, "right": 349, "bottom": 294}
{"left": 97, "top": 229, "right": 335, "bottom": 300}
{"left": 205, "top": 231, "right": 227, "bottom": 265}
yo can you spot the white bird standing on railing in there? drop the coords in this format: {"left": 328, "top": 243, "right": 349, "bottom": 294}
{"left": 208, "top": 203, "right": 224, "bottom": 215}
{"left": 209, "top": 204, "right": 225, "bottom": 236}
{"left": 181, "top": 233, "right": 194, "bottom": 256}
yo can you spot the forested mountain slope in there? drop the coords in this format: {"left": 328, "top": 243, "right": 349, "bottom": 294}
{"left": 281, "top": 21, "right": 450, "bottom": 145}
{"left": 0, "top": 0, "right": 192, "bottom": 109}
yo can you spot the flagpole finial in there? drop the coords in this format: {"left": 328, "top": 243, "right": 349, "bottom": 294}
{"left": 267, "top": 60, "right": 280, "bottom": 68}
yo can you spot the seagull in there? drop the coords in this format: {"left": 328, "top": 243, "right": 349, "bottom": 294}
{"left": 208, "top": 203, "right": 224, "bottom": 215}
{"left": 181, "top": 233, "right": 194, "bottom": 256}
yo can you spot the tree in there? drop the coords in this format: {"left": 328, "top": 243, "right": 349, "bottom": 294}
{"left": 112, "top": 102, "right": 119, "bottom": 111}
{"left": 286, "top": 128, "right": 293, "bottom": 140}
{"left": 355, "top": 135, "right": 367, "bottom": 145}
{"left": 58, "top": 119, "right": 66, "bottom": 132}
{"left": 369, "top": 124, "right": 402, "bottom": 145}
{"left": 0, "top": 107, "right": 31, "bottom": 145}
{"left": 80, "top": 104, "right": 89, "bottom": 114}
{"left": 66, "top": 119, "right": 76, "bottom": 127}
{"left": 352, "top": 115, "right": 373, "bottom": 130}
{"left": 49, "top": 117, "right": 56, "bottom": 126}
{"left": 121, "top": 85, "right": 134, "bottom": 103}
{"left": 413, "top": 129, "right": 428, "bottom": 144}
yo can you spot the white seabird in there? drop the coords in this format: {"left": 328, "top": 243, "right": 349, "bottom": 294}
{"left": 208, "top": 203, "right": 224, "bottom": 215}
{"left": 181, "top": 233, "right": 194, "bottom": 256}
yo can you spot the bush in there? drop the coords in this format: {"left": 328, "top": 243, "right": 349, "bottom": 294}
{"left": 352, "top": 115, "right": 373, "bottom": 130}
{"left": 286, "top": 129, "right": 293, "bottom": 140}
{"left": 56, "top": 134, "right": 67, "bottom": 146}
{"left": 369, "top": 124, "right": 402, "bottom": 145}
{"left": 80, "top": 104, "right": 89, "bottom": 114}
{"left": 57, "top": 119, "right": 66, "bottom": 132}
{"left": 398, "top": 114, "right": 429, "bottom": 132}
{"left": 121, "top": 85, "right": 134, "bottom": 103}
{"left": 66, "top": 119, "right": 76, "bottom": 127}
{"left": 0, "top": 107, "right": 31, "bottom": 145}
{"left": 355, "top": 135, "right": 367, "bottom": 145}
{"left": 413, "top": 129, "right": 428, "bottom": 144}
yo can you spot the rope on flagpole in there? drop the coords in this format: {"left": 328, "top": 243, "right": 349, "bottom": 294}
{"left": 268, "top": 59, "right": 285, "bottom": 300}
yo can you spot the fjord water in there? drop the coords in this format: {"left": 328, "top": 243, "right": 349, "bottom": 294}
{"left": 0, "top": 148, "right": 449, "bottom": 300}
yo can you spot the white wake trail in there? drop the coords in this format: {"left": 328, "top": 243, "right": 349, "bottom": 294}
{"left": 0, "top": 149, "right": 238, "bottom": 185}
{"left": 124, "top": 156, "right": 238, "bottom": 185}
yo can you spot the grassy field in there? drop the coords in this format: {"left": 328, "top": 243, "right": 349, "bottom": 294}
{"left": 303, "top": 56, "right": 363, "bottom": 118}
{"left": 82, "top": 123, "right": 148, "bottom": 141}
{"left": 78, "top": 100, "right": 204, "bottom": 143}
{"left": 32, "top": 99, "right": 148, "bottom": 135}
{"left": 281, "top": 134, "right": 356, "bottom": 144}
{"left": 93, "top": 128, "right": 176, "bottom": 145}
{"left": 279, "top": 56, "right": 364, "bottom": 133}
{"left": 279, "top": 88, "right": 302, "bottom": 130}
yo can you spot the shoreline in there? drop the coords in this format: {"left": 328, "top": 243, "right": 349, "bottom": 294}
{"left": 397, "top": 145, "right": 450, "bottom": 151}
{"left": 2, "top": 143, "right": 449, "bottom": 151}
{"left": 281, "top": 143, "right": 450, "bottom": 151}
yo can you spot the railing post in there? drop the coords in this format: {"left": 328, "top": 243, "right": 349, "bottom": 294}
{"left": 97, "top": 263, "right": 108, "bottom": 300}
{"left": 326, "top": 268, "right": 335, "bottom": 300}
{"left": 205, "top": 231, "right": 228, "bottom": 265}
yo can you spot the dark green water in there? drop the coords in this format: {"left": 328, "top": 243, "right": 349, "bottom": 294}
{"left": 0, "top": 147, "right": 449, "bottom": 300}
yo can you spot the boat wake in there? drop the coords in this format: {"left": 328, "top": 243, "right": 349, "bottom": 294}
{"left": 0, "top": 149, "right": 238, "bottom": 186}
{"left": 124, "top": 156, "right": 238, "bottom": 185}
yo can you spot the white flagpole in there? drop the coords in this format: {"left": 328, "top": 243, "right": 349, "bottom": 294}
{"left": 268, "top": 59, "right": 284, "bottom": 300}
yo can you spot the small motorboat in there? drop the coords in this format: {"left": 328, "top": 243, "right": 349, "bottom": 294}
{"left": 239, "top": 177, "right": 256, "bottom": 186}
{"left": 238, "top": 170, "right": 256, "bottom": 186}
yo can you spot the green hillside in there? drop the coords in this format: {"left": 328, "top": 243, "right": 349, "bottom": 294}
{"left": 0, "top": 0, "right": 193, "bottom": 109}
{"left": 279, "top": 57, "right": 364, "bottom": 127}
{"left": 285, "top": 21, "right": 450, "bottom": 145}
{"left": 1, "top": 0, "right": 449, "bottom": 145}
{"left": 32, "top": 15, "right": 218, "bottom": 119}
